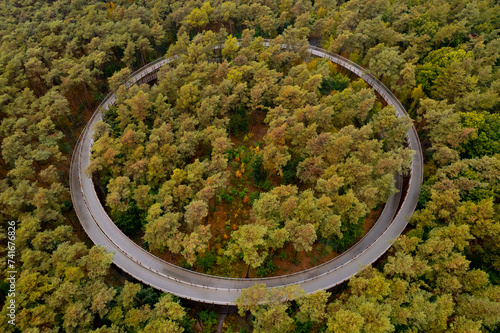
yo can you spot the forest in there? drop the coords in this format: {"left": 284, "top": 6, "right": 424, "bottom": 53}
{"left": 87, "top": 30, "right": 413, "bottom": 277}
{"left": 0, "top": 0, "right": 499, "bottom": 332}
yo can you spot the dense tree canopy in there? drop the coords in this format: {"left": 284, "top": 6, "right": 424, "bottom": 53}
{"left": 88, "top": 30, "right": 413, "bottom": 274}
{"left": 0, "top": 0, "right": 499, "bottom": 331}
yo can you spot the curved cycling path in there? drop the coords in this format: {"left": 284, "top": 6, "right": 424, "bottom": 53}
{"left": 70, "top": 41, "right": 423, "bottom": 305}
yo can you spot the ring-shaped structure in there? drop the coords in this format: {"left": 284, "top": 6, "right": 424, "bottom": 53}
{"left": 70, "top": 41, "right": 423, "bottom": 305}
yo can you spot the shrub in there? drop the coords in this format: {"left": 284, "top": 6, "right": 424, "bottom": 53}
{"left": 279, "top": 251, "right": 287, "bottom": 260}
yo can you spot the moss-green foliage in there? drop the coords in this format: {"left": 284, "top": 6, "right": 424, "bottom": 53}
{"left": 230, "top": 107, "right": 250, "bottom": 136}
{"left": 197, "top": 250, "right": 217, "bottom": 272}
{"left": 251, "top": 154, "right": 267, "bottom": 184}
{"left": 110, "top": 201, "right": 145, "bottom": 237}
{"left": 198, "top": 310, "right": 219, "bottom": 333}
{"left": 256, "top": 258, "right": 277, "bottom": 277}
{"left": 318, "top": 74, "right": 350, "bottom": 95}
{"left": 333, "top": 218, "right": 365, "bottom": 253}
{"left": 2, "top": 0, "right": 500, "bottom": 331}
{"left": 282, "top": 157, "right": 302, "bottom": 185}
{"left": 136, "top": 287, "right": 161, "bottom": 307}
{"left": 416, "top": 48, "right": 473, "bottom": 93}
{"left": 460, "top": 112, "right": 500, "bottom": 158}
{"left": 89, "top": 31, "right": 413, "bottom": 276}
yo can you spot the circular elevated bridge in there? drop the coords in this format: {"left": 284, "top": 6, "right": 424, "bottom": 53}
{"left": 70, "top": 41, "right": 423, "bottom": 305}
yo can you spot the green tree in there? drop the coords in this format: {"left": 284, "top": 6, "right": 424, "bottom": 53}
{"left": 78, "top": 245, "right": 114, "bottom": 279}
{"left": 227, "top": 224, "right": 269, "bottom": 270}
{"left": 285, "top": 219, "right": 317, "bottom": 253}
{"left": 418, "top": 98, "right": 473, "bottom": 165}
{"left": 460, "top": 112, "right": 500, "bottom": 158}
{"left": 366, "top": 44, "right": 405, "bottom": 87}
